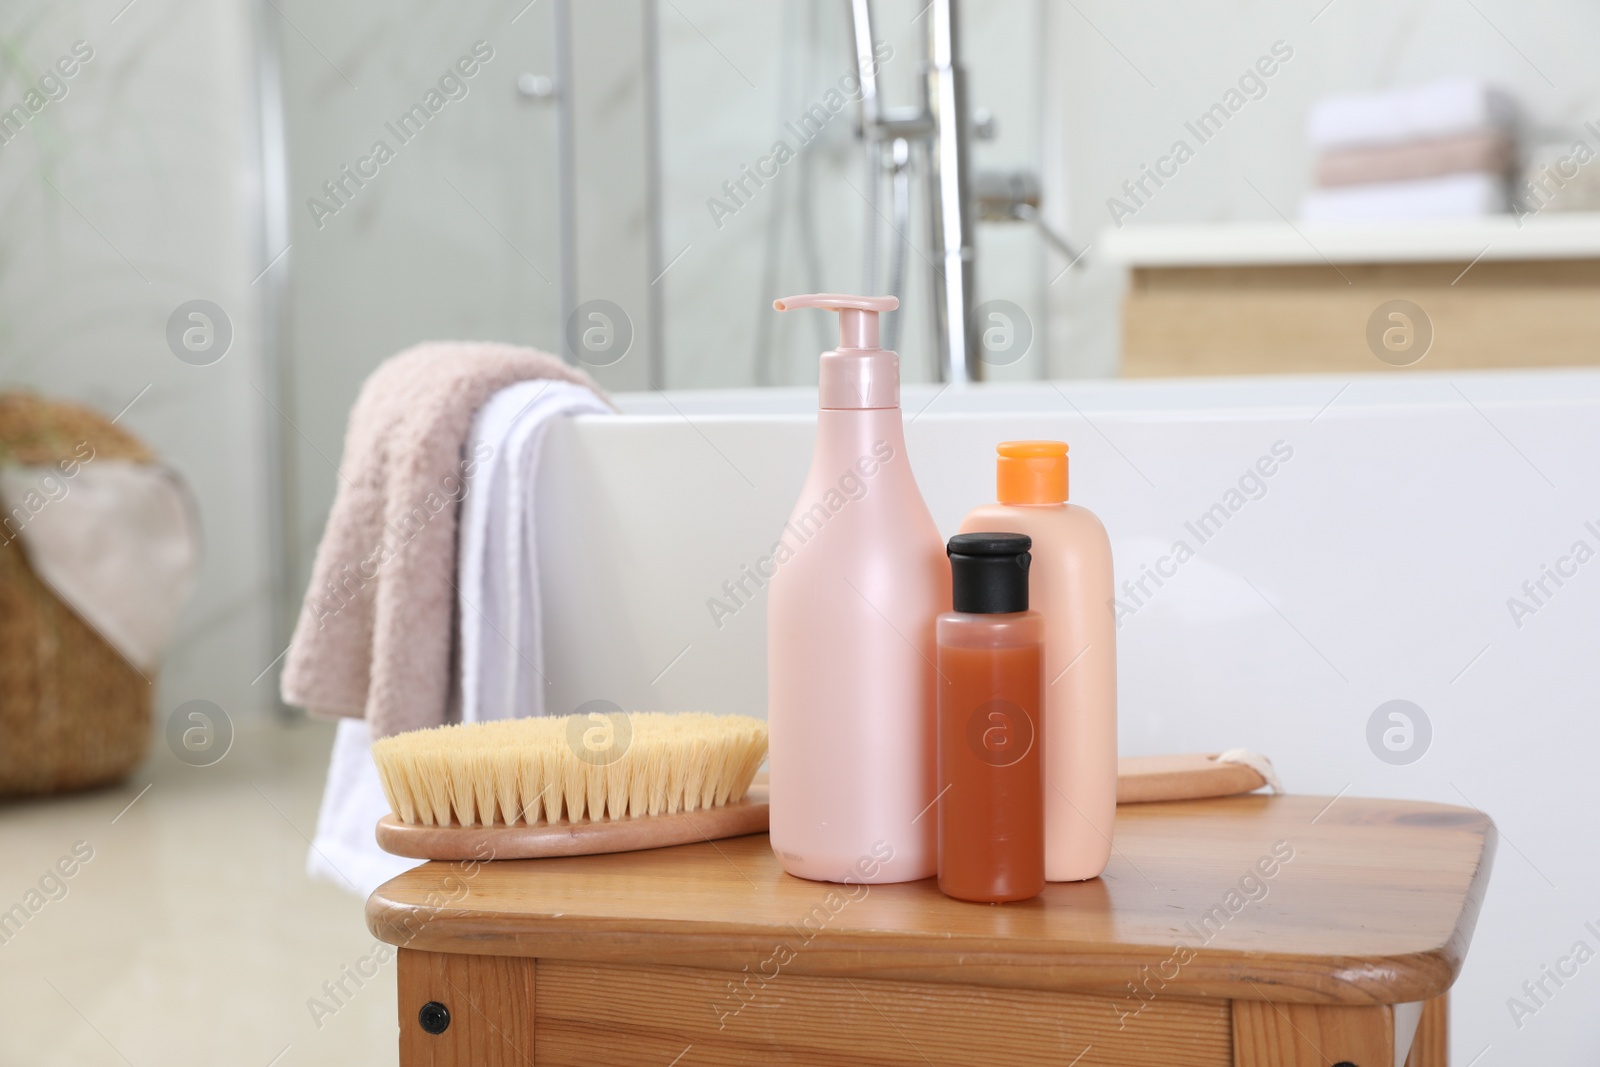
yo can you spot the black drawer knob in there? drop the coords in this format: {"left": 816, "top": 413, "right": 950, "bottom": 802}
{"left": 419, "top": 1001, "right": 450, "bottom": 1035}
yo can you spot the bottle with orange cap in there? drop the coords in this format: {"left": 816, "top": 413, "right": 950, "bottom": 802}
{"left": 958, "top": 441, "right": 1117, "bottom": 881}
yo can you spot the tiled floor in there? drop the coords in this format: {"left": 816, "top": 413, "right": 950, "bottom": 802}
{"left": 0, "top": 717, "right": 396, "bottom": 1067}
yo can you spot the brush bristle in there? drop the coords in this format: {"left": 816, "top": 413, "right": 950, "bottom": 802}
{"left": 371, "top": 712, "right": 768, "bottom": 827}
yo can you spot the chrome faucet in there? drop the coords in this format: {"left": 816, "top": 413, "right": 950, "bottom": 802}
{"left": 924, "top": 0, "right": 979, "bottom": 384}
{"left": 849, "top": 0, "right": 977, "bottom": 382}
{"left": 849, "top": 0, "right": 1081, "bottom": 383}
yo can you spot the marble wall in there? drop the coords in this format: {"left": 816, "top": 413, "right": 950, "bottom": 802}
{"left": 0, "top": 0, "right": 277, "bottom": 723}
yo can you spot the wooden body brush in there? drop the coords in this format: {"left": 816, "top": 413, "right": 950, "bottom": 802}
{"left": 373, "top": 712, "right": 1277, "bottom": 863}
{"left": 373, "top": 712, "right": 769, "bottom": 861}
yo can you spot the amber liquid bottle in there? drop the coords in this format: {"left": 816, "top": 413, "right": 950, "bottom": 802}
{"left": 936, "top": 533, "right": 1045, "bottom": 903}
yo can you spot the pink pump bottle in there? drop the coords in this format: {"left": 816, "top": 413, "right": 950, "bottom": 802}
{"left": 766, "top": 294, "right": 949, "bottom": 884}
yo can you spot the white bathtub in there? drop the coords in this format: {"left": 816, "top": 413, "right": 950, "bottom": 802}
{"left": 537, "top": 370, "right": 1600, "bottom": 1064}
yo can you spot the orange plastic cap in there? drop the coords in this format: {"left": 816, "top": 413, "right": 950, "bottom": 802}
{"left": 996, "top": 440, "right": 1068, "bottom": 504}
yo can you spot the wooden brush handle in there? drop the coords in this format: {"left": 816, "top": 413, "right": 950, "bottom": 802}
{"left": 1116, "top": 752, "right": 1270, "bottom": 804}
{"left": 377, "top": 785, "right": 772, "bottom": 861}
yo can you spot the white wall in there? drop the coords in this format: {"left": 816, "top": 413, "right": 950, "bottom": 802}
{"left": 0, "top": 0, "right": 276, "bottom": 723}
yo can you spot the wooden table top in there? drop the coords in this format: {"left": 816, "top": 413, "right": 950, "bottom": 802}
{"left": 367, "top": 793, "right": 1494, "bottom": 1006}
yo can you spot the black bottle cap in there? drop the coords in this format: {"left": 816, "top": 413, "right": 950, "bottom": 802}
{"left": 947, "top": 532, "right": 1032, "bottom": 614}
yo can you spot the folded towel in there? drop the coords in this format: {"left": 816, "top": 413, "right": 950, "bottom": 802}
{"left": 281, "top": 342, "right": 606, "bottom": 738}
{"left": 458, "top": 380, "right": 611, "bottom": 722}
{"left": 1300, "top": 172, "right": 1508, "bottom": 222}
{"left": 306, "top": 377, "right": 612, "bottom": 896}
{"left": 1307, "top": 78, "right": 1516, "bottom": 151}
{"left": 1315, "top": 130, "right": 1514, "bottom": 188}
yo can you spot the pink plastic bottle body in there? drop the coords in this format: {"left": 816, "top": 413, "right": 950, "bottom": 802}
{"left": 959, "top": 502, "right": 1116, "bottom": 881}
{"left": 768, "top": 409, "right": 948, "bottom": 883}
{"left": 766, "top": 294, "right": 948, "bottom": 884}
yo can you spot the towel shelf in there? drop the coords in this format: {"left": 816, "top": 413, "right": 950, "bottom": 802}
{"left": 1101, "top": 216, "right": 1600, "bottom": 377}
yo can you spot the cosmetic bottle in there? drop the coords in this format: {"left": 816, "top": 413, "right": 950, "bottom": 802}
{"left": 937, "top": 532, "right": 1044, "bottom": 903}
{"left": 959, "top": 441, "right": 1116, "bottom": 882}
{"left": 766, "top": 294, "right": 949, "bottom": 884}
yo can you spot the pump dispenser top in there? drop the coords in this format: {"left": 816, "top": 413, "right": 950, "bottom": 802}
{"left": 773, "top": 294, "right": 900, "bottom": 410}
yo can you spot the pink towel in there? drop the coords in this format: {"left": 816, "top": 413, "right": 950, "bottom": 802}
{"left": 1315, "top": 130, "right": 1513, "bottom": 188}
{"left": 280, "top": 342, "right": 608, "bottom": 738}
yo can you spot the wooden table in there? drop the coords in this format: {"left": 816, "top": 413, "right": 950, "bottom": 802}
{"left": 366, "top": 794, "right": 1494, "bottom": 1066}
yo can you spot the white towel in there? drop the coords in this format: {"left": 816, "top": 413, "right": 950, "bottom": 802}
{"left": 458, "top": 380, "right": 612, "bottom": 723}
{"left": 306, "top": 717, "right": 413, "bottom": 895}
{"left": 1300, "top": 172, "right": 1508, "bottom": 222}
{"left": 307, "top": 379, "right": 611, "bottom": 896}
{"left": 1307, "top": 78, "right": 1517, "bottom": 151}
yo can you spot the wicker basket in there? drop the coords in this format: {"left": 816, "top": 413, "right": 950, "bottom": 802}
{"left": 0, "top": 392, "right": 158, "bottom": 795}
